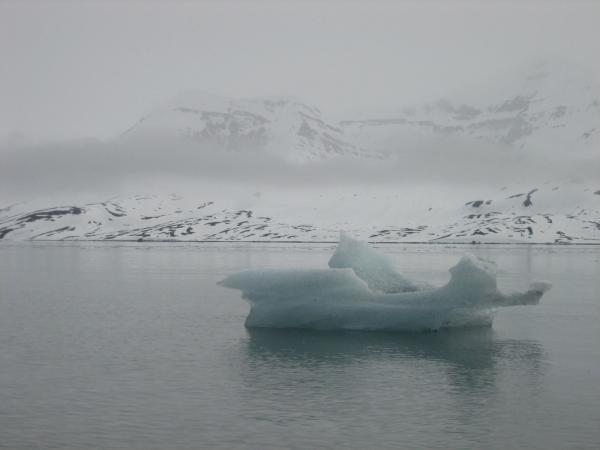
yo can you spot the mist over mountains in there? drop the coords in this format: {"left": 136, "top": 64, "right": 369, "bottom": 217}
{"left": 1, "top": 61, "right": 599, "bottom": 243}
{"left": 121, "top": 60, "right": 599, "bottom": 162}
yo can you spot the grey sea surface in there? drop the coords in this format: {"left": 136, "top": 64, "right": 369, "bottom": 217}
{"left": 1, "top": 242, "right": 599, "bottom": 449}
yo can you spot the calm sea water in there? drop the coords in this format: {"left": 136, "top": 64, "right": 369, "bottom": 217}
{"left": 1, "top": 242, "right": 599, "bottom": 449}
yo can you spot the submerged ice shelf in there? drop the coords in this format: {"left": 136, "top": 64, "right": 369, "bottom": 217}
{"left": 219, "top": 234, "right": 551, "bottom": 332}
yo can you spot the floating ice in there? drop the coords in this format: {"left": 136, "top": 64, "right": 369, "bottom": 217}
{"left": 329, "top": 232, "right": 425, "bottom": 293}
{"left": 219, "top": 235, "right": 551, "bottom": 332}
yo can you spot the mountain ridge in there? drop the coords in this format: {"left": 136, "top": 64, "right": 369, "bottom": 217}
{"left": 1, "top": 61, "right": 598, "bottom": 243}
{"left": 2, "top": 182, "right": 598, "bottom": 244}
{"left": 121, "top": 60, "right": 600, "bottom": 160}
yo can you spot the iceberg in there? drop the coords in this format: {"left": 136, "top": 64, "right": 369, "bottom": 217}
{"left": 219, "top": 234, "right": 551, "bottom": 332}
{"left": 328, "top": 232, "right": 424, "bottom": 293}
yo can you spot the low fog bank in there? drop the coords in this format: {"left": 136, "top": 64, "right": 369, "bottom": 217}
{"left": 1, "top": 136, "right": 598, "bottom": 204}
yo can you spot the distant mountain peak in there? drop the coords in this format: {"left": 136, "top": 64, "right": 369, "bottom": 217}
{"left": 120, "top": 60, "right": 599, "bottom": 161}
{"left": 122, "top": 91, "right": 370, "bottom": 162}
{"left": 342, "top": 60, "right": 600, "bottom": 151}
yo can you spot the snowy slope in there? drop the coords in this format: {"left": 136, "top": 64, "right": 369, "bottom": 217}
{"left": 118, "top": 60, "right": 599, "bottom": 160}
{"left": 1, "top": 61, "right": 598, "bottom": 244}
{"left": 1, "top": 183, "right": 599, "bottom": 243}
{"left": 341, "top": 61, "right": 600, "bottom": 154}
{"left": 122, "top": 92, "right": 371, "bottom": 163}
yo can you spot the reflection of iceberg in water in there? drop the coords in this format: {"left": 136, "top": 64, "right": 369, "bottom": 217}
{"left": 243, "top": 328, "right": 547, "bottom": 395}
{"left": 220, "top": 233, "right": 551, "bottom": 331}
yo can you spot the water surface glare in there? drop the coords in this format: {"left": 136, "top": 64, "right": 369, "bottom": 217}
{"left": 1, "top": 242, "right": 599, "bottom": 449}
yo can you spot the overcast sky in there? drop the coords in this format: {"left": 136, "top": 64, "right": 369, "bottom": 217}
{"left": 1, "top": 0, "right": 599, "bottom": 141}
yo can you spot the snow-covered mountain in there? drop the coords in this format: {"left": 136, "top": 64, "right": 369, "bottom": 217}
{"left": 341, "top": 61, "right": 600, "bottom": 154}
{"left": 1, "top": 61, "right": 598, "bottom": 244}
{"left": 1, "top": 183, "right": 598, "bottom": 243}
{"left": 122, "top": 92, "right": 370, "bottom": 162}
{"left": 119, "top": 61, "right": 599, "bottom": 161}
